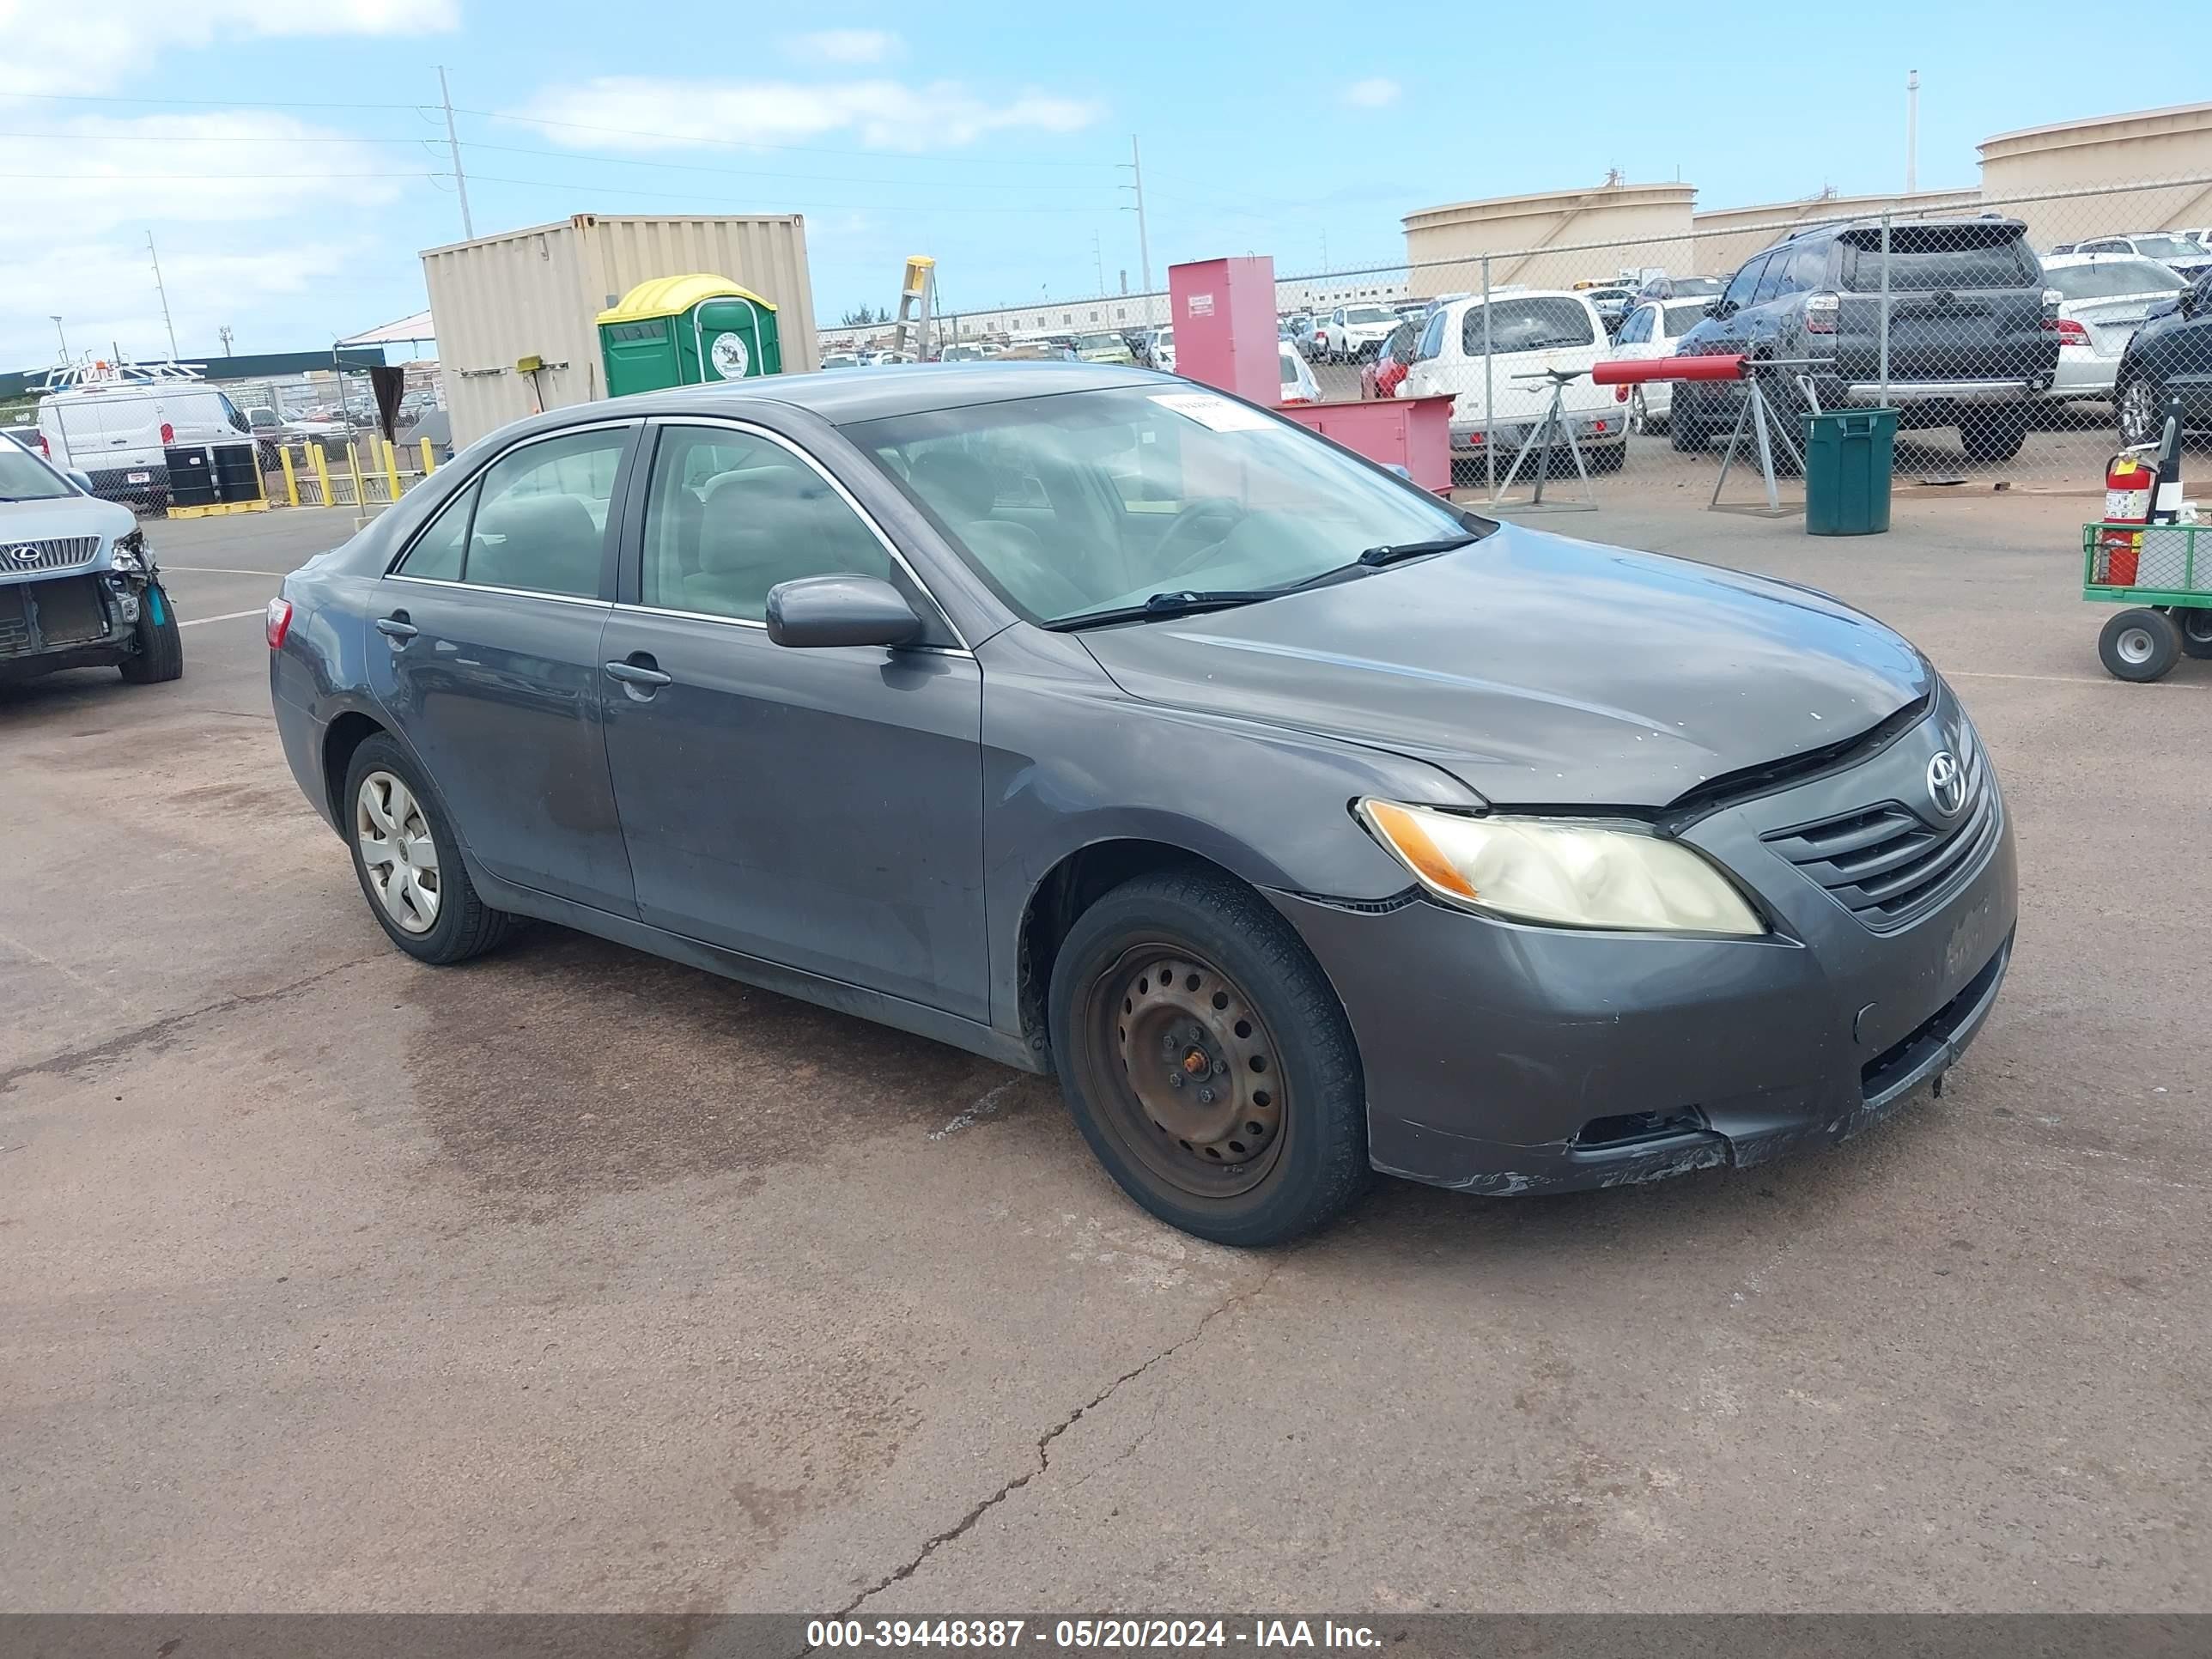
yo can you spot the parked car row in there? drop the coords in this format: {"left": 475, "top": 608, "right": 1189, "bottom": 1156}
{"left": 1358, "top": 216, "right": 2212, "bottom": 465}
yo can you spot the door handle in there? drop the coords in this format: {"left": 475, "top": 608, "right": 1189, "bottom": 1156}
{"left": 604, "top": 659, "right": 672, "bottom": 687}
{"left": 376, "top": 615, "right": 417, "bottom": 641}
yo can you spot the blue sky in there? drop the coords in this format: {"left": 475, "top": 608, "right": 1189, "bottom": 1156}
{"left": 3, "top": 0, "right": 2206, "bottom": 369}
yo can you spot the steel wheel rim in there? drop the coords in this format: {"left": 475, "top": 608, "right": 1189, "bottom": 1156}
{"left": 356, "top": 769, "right": 441, "bottom": 934}
{"left": 2116, "top": 625, "right": 2156, "bottom": 665}
{"left": 1088, "top": 945, "right": 1287, "bottom": 1200}
{"left": 2120, "top": 381, "right": 2158, "bottom": 444}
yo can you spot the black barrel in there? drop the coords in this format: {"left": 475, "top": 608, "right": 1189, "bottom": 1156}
{"left": 210, "top": 441, "right": 261, "bottom": 501}
{"left": 163, "top": 445, "right": 216, "bottom": 508}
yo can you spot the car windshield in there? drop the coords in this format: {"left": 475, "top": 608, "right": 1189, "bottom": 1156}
{"left": 1663, "top": 301, "right": 1710, "bottom": 335}
{"left": 848, "top": 386, "right": 1472, "bottom": 626}
{"left": 2046, "top": 259, "right": 2187, "bottom": 300}
{"left": 1343, "top": 306, "right": 1395, "bottom": 324}
{"left": 1076, "top": 334, "right": 1121, "bottom": 350}
{"left": 2128, "top": 235, "right": 2206, "bottom": 260}
{"left": 0, "top": 441, "right": 73, "bottom": 501}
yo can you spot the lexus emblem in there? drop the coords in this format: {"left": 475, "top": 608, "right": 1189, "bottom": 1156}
{"left": 8, "top": 544, "right": 40, "bottom": 565}
{"left": 1925, "top": 750, "right": 1966, "bottom": 818}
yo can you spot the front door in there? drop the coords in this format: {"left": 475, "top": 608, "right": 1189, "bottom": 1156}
{"left": 370, "top": 422, "right": 640, "bottom": 913}
{"left": 597, "top": 420, "right": 988, "bottom": 1020}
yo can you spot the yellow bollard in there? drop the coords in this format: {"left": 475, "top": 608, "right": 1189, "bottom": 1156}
{"left": 420, "top": 437, "right": 436, "bottom": 476}
{"left": 345, "top": 442, "right": 366, "bottom": 508}
{"left": 382, "top": 439, "right": 401, "bottom": 501}
{"left": 310, "top": 442, "right": 332, "bottom": 507}
{"left": 278, "top": 445, "right": 300, "bottom": 508}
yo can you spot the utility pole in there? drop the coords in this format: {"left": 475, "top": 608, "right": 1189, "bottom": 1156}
{"left": 438, "top": 65, "right": 475, "bottom": 239}
{"left": 1905, "top": 69, "right": 1919, "bottom": 195}
{"left": 1091, "top": 231, "right": 1105, "bottom": 296}
{"left": 51, "top": 315, "right": 68, "bottom": 362}
{"left": 146, "top": 231, "right": 179, "bottom": 361}
{"left": 218, "top": 325, "right": 234, "bottom": 356}
{"left": 1119, "top": 136, "right": 1152, "bottom": 292}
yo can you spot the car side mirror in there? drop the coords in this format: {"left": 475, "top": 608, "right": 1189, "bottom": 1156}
{"left": 764, "top": 574, "right": 924, "bottom": 649}
{"left": 67, "top": 469, "right": 95, "bottom": 492}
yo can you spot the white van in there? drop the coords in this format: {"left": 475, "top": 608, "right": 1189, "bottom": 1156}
{"left": 1398, "top": 289, "right": 1627, "bottom": 473}
{"left": 36, "top": 382, "right": 253, "bottom": 506}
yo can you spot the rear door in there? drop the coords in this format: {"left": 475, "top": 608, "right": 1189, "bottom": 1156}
{"left": 1832, "top": 223, "right": 2055, "bottom": 383}
{"left": 1445, "top": 295, "right": 1605, "bottom": 426}
{"left": 370, "top": 420, "right": 641, "bottom": 912}
{"left": 597, "top": 419, "right": 988, "bottom": 1019}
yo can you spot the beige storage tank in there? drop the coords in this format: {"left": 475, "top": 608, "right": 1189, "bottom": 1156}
{"left": 1978, "top": 101, "right": 2212, "bottom": 247}
{"left": 1401, "top": 182, "right": 1697, "bottom": 295}
{"left": 422, "top": 212, "right": 818, "bottom": 449}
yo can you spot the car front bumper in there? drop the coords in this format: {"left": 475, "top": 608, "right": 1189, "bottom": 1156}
{"left": 1267, "top": 703, "right": 2018, "bottom": 1196}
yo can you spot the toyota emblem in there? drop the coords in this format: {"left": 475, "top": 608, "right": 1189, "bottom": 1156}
{"left": 1925, "top": 750, "right": 1966, "bottom": 818}
{"left": 8, "top": 544, "right": 40, "bottom": 565}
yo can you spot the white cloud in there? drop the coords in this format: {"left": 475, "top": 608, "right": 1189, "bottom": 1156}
{"left": 0, "top": 0, "right": 459, "bottom": 97}
{"left": 514, "top": 76, "right": 1101, "bottom": 153}
{"left": 0, "top": 234, "right": 367, "bottom": 366}
{"left": 1342, "top": 77, "right": 1401, "bottom": 109}
{"left": 784, "top": 28, "right": 899, "bottom": 65}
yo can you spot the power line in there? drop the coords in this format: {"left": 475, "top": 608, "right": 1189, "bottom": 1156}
{"left": 0, "top": 88, "right": 1115, "bottom": 169}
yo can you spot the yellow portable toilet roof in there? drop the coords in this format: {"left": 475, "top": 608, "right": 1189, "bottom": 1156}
{"left": 597, "top": 275, "right": 779, "bottom": 326}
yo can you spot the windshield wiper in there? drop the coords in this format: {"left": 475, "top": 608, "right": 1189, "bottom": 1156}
{"left": 1045, "top": 588, "right": 1285, "bottom": 631}
{"left": 1357, "top": 531, "right": 1486, "bottom": 568}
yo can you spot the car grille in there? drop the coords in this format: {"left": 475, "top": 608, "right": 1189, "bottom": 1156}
{"left": 0, "top": 576, "right": 111, "bottom": 657}
{"left": 1760, "top": 728, "right": 1999, "bottom": 932}
{"left": 1, "top": 536, "right": 100, "bottom": 574}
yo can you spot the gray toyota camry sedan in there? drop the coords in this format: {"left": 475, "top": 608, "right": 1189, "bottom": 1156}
{"left": 269, "top": 362, "right": 2014, "bottom": 1245}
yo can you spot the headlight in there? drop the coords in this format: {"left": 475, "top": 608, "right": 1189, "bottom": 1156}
{"left": 112, "top": 530, "right": 145, "bottom": 573}
{"left": 1356, "top": 799, "right": 1765, "bottom": 936}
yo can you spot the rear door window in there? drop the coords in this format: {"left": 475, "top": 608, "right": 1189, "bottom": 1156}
{"left": 396, "top": 483, "right": 476, "bottom": 581}
{"left": 1460, "top": 297, "right": 1595, "bottom": 356}
{"left": 1840, "top": 229, "right": 2040, "bottom": 291}
{"left": 461, "top": 427, "right": 630, "bottom": 599}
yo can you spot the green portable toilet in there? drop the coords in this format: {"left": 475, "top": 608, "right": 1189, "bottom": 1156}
{"left": 596, "top": 274, "right": 782, "bottom": 397}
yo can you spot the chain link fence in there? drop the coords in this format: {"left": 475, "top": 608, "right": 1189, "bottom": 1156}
{"left": 1277, "top": 173, "right": 2212, "bottom": 504}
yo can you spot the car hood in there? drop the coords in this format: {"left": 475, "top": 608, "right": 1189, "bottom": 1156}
{"left": 0, "top": 495, "right": 134, "bottom": 550}
{"left": 1075, "top": 524, "right": 1931, "bottom": 807}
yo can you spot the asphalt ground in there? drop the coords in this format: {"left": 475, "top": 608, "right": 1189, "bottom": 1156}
{"left": 2, "top": 487, "right": 2206, "bottom": 1614}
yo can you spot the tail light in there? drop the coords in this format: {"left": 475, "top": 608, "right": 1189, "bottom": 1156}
{"left": 1615, "top": 385, "right": 1630, "bottom": 402}
{"left": 1804, "top": 291, "right": 1841, "bottom": 335}
{"left": 159, "top": 421, "right": 174, "bottom": 444}
{"left": 34, "top": 433, "right": 49, "bottom": 456}
{"left": 264, "top": 597, "right": 293, "bottom": 649}
{"left": 2050, "top": 318, "right": 2090, "bottom": 347}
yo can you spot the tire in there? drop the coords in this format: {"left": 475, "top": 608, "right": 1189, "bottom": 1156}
{"left": 1047, "top": 866, "right": 1370, "bottom": 1247}
{"left": 2117, "top": 374, "right": 2166, "bottom": 448}
{"left": 1959, "top": 406, "right": 2029, "bottom": 465}
{"left": 117, "top": 581, "right": 183, "bottom": 683}
{"left": 2178, "top": 607, "right": 2212, "bottom": 660}
{"left": 2099, "top": 607, "right": 2182, "bottom": 683}
{"left": 1670, "top": 386, "right": 1709, "bottom": 452}
{"left": 343, "top": 733, "right": 514, "bottom": 963}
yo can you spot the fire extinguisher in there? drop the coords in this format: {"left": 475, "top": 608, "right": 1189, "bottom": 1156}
{"left": 2100, "top": 451, "right": 2154, "bottom": 586}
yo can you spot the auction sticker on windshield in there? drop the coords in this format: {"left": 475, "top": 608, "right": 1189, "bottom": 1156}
{"left": 1149, "top": 392, "right": 1274, "bottom": 432}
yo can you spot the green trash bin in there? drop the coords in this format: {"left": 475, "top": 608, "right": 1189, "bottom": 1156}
{"left": 1802, "top": 407, "right": 1897, "bottom": 536}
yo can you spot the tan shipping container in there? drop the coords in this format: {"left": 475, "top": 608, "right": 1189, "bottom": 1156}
{"left": 422, "top": 212, "right": 818, "bottom": 449}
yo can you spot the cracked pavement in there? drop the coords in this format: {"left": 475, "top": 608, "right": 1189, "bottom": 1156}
{"left": 3, "top": 497, "right": 2207, "bottom": 1613}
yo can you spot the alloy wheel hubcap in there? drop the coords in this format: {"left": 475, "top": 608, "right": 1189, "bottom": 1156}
{"left": 2121, "top": 382, "right": 2157, "bottom": 442}
{"left": 1096, "top": 947, "right": 1285, "bottom": 1198}
{"left": 356, "top": 770, "right": 441, "bottom": 933}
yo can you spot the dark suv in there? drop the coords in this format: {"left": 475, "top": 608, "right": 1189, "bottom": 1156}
{"left": 1672, "top": 217, "right": 2059, "bottom": 464}
{"left": 2115, "top": 270, "right": 2212, "bottom": 447}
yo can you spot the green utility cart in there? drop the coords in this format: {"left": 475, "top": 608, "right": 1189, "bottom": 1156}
{"left": 597, "top": 275, "right": 782, "bottom": 397}
{"left": 2083, "top": 520, "right": 2212, "bottom": 681}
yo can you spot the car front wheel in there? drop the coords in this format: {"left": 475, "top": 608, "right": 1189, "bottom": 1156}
{"left": 1048, "top": 866, "right": 1370, "bottom": 1246}
{"left": 344, "top": 734, "right": 514, "bottom": 963}
{"left": 117, "top": 582, "right": 183, "bottom": 683}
